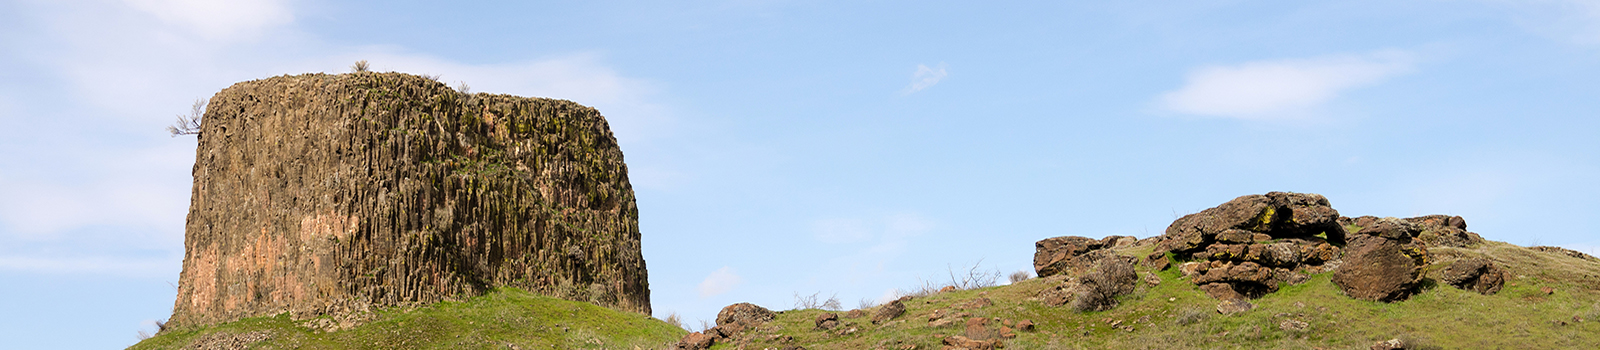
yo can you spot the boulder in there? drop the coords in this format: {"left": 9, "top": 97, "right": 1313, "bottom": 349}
{"left": 1034, "top": 236, "right": 1128, "bottom": 277}
{"left": 873, "top": 300, "right": 906, "bottom": 324}
{"left": 1333, "top": 225, "right": 1428, "bottom": 302}
{"left": 716, "top": 303, "right": 775, "bottom": 328}
{"left": 676, "top": 332, "right": 715, "bottom": 350}
{"left": 814, "top": 312, "right": 839, "bottom": 330}
{"left": 1440, "top": 258, "right": 1506, "bottom": 295}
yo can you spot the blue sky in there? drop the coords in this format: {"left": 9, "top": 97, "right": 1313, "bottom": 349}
{"left": 3, "top": 1, "right": 1599, "bottom": 348}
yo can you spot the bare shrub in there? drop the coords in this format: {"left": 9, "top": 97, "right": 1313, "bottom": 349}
{"left": 1009, "top": 269, "right": 1032, "bottom": 284}
{"left": 166, "top": 99, "right": 205, "bottom": 137}
{"left": 946, "top": 259, "right": 1001, "bottom": 290}
{"left": 793, "top": 292, "right": 842, "bottom": 311}
{"left": 698, "top": 319, "right": 713, "bottom": 332}
{"left": 457, "top": 82, "right": 472, "bottom": 94}
{"left": 662, "top": 312, "right": 683, "bottom": 330}
{"left": 857, "top": 298, "right": 877, "bottom": 309}
{"left": 351, "top": 60, "right": 369, "bottom": 73}
{"left": 421, "top": 73, "right": 441, "bottom": 81}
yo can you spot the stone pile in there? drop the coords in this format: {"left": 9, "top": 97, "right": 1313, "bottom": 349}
{"left": 1153, "top": 192, "right": 1345, "bottom": 301}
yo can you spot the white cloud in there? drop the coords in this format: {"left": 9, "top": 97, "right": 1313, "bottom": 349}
{"left": 902, "top": 63, "right": 948, "bottom": 95}
{"left": 697, "top": 266, "right": 741, "bottom": 298}
{"left": 1158, "top": 51, "right": 1414, "bottom": 120}
{"left": 120, "top": 0, "right": 293, "bottom": 40}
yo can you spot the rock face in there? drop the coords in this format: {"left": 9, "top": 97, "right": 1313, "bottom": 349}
{"left": 1034, "top": 235, "right": 1134, "bottom": 278}
{"left": 170, "top": 73, "right": 650, "bottom": 327}
{"left": 1333, "top": 218, "right": 1429, "bottom": 302}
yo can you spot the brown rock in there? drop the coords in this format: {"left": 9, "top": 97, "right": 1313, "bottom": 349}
{"left": 1370, "top": 338, "right": 1406, "bottom": 350}
{"left": 941, "top": 335, "right": 1002, "bottom": 350}
{"left": 1216, "top": 299, "right": 1254, "bottom": 315}
{"left": 1333, "top": 233, "right": 1426, "bottom": 302}
{"left": 1159, "top": 192, "right": 1345, "bottom": 257}
{"left": 939, "top": 286, "right": 957, "bottom": 293}
{"left": 814, "top": 312, "right": 839, "bottom": 330}
{"left": 844, "top": 309, "right": 865, "bottom": 318}
{"left": 873, "top": 300, "right": 906, "bottom": 324}
{"left": 170, "top": 73, "right": 651, "bottom": 328}
{"left": 964, "top": 317, "right": 994, "bottom": 340}
{"left": 1033, "top": 236, "right": 1113, "bottom": 278}
{"left": 1016, "top": 319, "right": 1035, "bottom": 332}
{"left": 676, "top": 332, "right": 715, "bottom": 350}
{"left": 1405, "top": 215, "right": 1484, "bottom": 248}
{"left": 717, "top": 303, "right": 775, "bottom": 327}
{"left": 1440, "top": 258, "right": 1506, "bottom": 295}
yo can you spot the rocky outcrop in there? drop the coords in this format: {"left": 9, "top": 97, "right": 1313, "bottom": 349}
{"left": 679, "top": 303, "right": 778, "bottom": 350}
{"left": 1333, "top": 218, "right": 1429, "bottom": 302}
{"left": 1033, "top": 235, "right": 1134, "bottom": 278}
{"left": 1440, "top": 258, "right": 1506, "bottom": 295}
{"left": 1401, "top": 215, "right": 1483, "bottom": 248}
{"left": 170, "top": 73, "right": 650, "bottom": 328}
{"left": 1157, "top": 192, "right": 1344, "bottom": 258}
{"left": 1155, "top": 192, "right": 1340, "bottom": 301}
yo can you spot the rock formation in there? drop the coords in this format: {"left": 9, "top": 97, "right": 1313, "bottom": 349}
{"left": 1155, "top": 192, "right": 1343, "bottom": 301}
{"left": 169, "top": 72, "right": 650, "bottom": 327}
{"left": 1440, "top": 258, "right": 1506, "bottom": 295}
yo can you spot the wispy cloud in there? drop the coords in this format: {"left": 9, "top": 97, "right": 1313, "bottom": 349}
{"left": 1487, "top": 0, "right": 1600, "bottom": 44}
{"left": 1158, "top": 51, "right": 1414, "bottom": 120}
{"left": 120, "top": 0, "right": 293, "bottom": 41}
{"left": 902, "top": 63, "right": 948, "bottom": 95}
{"left": 697, "top": 266, "right": 742, "bottom": 298}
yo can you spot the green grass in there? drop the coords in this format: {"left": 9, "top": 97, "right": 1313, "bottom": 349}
{"left": 718, "top": 242, "right": 1600, "bottom": 350}
{"left": 128, "top": 288, "right": 684, "bottom": 350}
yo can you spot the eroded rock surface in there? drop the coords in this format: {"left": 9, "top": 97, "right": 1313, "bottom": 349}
{"left": 171, "top": 73, "right": 650, "bottom": 327}
{"left": 1154, "top": 192, "right": 1342, "bottom": 300}
{"left": 1333, "top": 219, "right": 1429, "bottom": 302}
{"left": 1440, "top": 258, "right": 1506, "bottom": 295}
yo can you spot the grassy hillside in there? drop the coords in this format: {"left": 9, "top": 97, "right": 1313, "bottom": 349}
{"left": 127, "top": 288, "right": 684, "bottom": 350}
{"left": 717, "top": 241, "right": 1600, "bottom": 350}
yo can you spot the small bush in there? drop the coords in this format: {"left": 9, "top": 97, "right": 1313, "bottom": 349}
{"left": 351, "top": 60, "right": 369, "bottom": 73}
{"left": 1175, "top": 307, "right": 1210, "bottom": 325}
{"left": 662, "top": 312, "right": 683, "bottom": 330}
{"left": 457, "top": 82, "right": 472, "bottom": 94}
{"left": 1009, "top": 269, "right": 1031, "bottom": 283}
{"left": 857, "top": 298, "right": 877, "bottom": 310}
{"left": 946, "top": 259, "right": 1002, "bottom": 290}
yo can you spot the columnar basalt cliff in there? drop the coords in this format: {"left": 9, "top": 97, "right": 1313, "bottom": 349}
{"left": 170, "top": 72, "right": 650, "bottom": 327}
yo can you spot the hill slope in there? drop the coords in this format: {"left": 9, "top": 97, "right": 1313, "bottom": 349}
{"left": 700, "top": 240, "right": 1599, "bottom": 349}
{"left": 129, "top": 288, "right": 684, "bottom": 350}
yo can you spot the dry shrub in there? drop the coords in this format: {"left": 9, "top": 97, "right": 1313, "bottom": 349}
{"left": 1009, "top": 269, "right": 1031, "bottom": 283}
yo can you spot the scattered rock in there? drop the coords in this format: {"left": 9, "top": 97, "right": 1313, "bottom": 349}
{"left": 873, "top": 300, "right": 907, "bottom": 324}
{"left": 939, "top": 286, "right": 958, "bottom": 293}
{"left": 941, "top": 335, "right": 1002, "bottom": 350}
{"left": 717, "top": 303, "right": 775, "bottom": 327}
{"left": 1440, "top": 258, "right": 1506, "bottom": 295}
{"left": 1278, "top": 319, "right": 1309, "bottom": 331}
{"left": 814, "top": 312, "right": 839, "bottom": 330}
{"left": 1371, "top": 338, "right": 1407, "bottom": 350}
{"left": 1531, "top": 246, "right": 1598, "bottom": 261}
{"left": 844, "top": 309, "right": 866, "bottom": 319}
{"left": 1333, "top": 221, "right": 1428, "bottom": 302}
{"left": 1540, "top": 286, "right": 1556, "bottom": 295}
{"left": 1216, "top": 299, "right": 1254, "bottom": 315}
{"left": 1016, "top": 320, "right": 1035, "bottom": 332}
{"left": 185, "top": 331, "right": 272, "bottom": 350}
{"left": 964, "top": 317, "right": 995, "bottom": 340}
{"left": 1404, "top": 215, "right": 1484, "bottom": 248}
{"left": 1143, "top": 272, "right": 1162, "bottom": 286}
